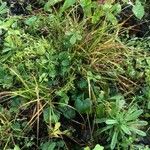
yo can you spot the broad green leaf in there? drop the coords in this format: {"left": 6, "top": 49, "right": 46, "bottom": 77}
{"left": 14, "top": 145, "right": 21, "bottom": 150}
{"left": 126, "top": 109, "right": 143, "bottom": 121}
{"left": 93, "top": 144, "right": 104, "bottom": 150}
{"left": 126, "top": 106, "right": 137, "bottom": 116}
{"left": 56, "top": 90, "right": 70, "bottom": 105}
{"left": 112, "top": 94, "right": 125, "bottom": 110}
{"left": 112, "top": 3, "right": 121, "bottom": 14}
{"left": 121, "top": 125, "right": 131, "bottom": 135}
{"left": 0, "top": 66, "right": 13, "bottom": 89}
{"left": 102, "top": 3, "right": 112, "bottom": 11}
{"left": 132, "top": 0, "right": 145, "bottom": 19}
{"left": 36, "top": 43, "right": 46, "bottom": 55}
{"left": 95, "top": 118, "right": 106, "bottom": 124}
{"left": 44, "top": 0, "right": 62, "bottom": 12}
{"left": 106, "top": 119, "right": 117, "bottom": 125}
{"left": 43, "top": 107, "right": 60, "bottom": 124}
{"left": 111, "top": 130, "right": 119, "bottom": 150}
{"left": 84, "top": 146, "right": 91, "bottom": 150}
{"left": 11, "top": 122, "right": 21, "bottom": 132}
{"left": 67, "top": 30, "right": 82, "bottom": 45}
{"left": 25, "top": 16, "right": 37, "bottom": 26}
{"left": 0, "top": 2, "right": 8, "bottom": 15}
{"left": 148, "top": 101, "right": 150, "bottom": 109}
{"left": 61, "top": 0, "right": 76, "bottom": 12}
{"left": 0, "top": 19, "right": 15, "bottom": 30}
{"left": 118, "top": 100, "right": 125, "bottom": 110}
{"left": 75, "top": 97, "right": 92, "bottom": 114}
{"left": 106, "top": 12, "right": 118, "bottom": 25}
{"left": 130, "top": 128, "right": 146, "bottom": 136}
{"left": 131, "top": 121, "right": 148, "bottom": 126}
{"left": 54, "top": 122, "right": 61, "bottom": 131}
{"left": 49, "top": 122, "right": 63, "bottom": 137}
{"left": 80, "top": 0, "right": 92, "bottom": 17}
{"left": 78, "top": 79, "right": 87, "bottom": 89}
{"left": 41, "top": 142, "right": 56, "bottom": 150}
{"left": 70, "top": 34, "right": 76, "bottom": 45}
{"left": 47, "top": 142, "right": 56, "bottom": 150}
{"left": 76, "top": 34, "right": 82, "bottom": 40}
{"left": 59, "top": 107, "right": 76, "bottom": 119}
{"left": 96, "top": 104, "right": 105, "bottom": 118}
{"left": 92, "top": 8, "right": 102, "bottom": 24}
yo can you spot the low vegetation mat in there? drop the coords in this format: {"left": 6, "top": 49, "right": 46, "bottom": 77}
{"left": 0, "top": 0, "right": 150, "bottom": 149}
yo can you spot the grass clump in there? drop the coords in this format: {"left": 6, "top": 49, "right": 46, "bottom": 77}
{"left": 0, "top": 0, "right": 150, "bottom": 149}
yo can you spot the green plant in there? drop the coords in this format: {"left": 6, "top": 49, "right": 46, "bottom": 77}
{"left": 0, "top": 2, "right": 8, "bottom": 17}
{"left": 96, "top": 95, "right": 148, "bottom": 149}
{"left": 84, "top": 144, "right": 104, "bottom": 150}
{"left": 0, "top": 0, "right": 149, "bottom": 149}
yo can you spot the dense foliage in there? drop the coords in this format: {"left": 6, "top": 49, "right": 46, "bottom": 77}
{"left": 0, "top": 0, "right": 150, "bottom": 149}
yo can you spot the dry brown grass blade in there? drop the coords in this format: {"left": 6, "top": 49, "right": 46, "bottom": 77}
{"left": 22, "top": 102, "right": 47, "bottom": 132}
{"left": 0, "top": 91, "right": 13, "bottom": 98}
